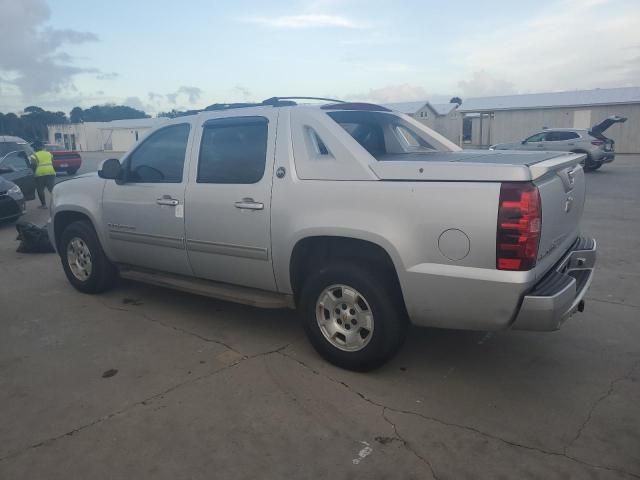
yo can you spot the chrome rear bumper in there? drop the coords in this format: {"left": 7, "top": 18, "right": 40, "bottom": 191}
{"left": 511, "top": 237, "right": 596, "bottom": 331}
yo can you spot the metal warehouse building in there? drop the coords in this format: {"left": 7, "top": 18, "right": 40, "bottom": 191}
{"left": 387, "top": 87, "right": 640, "bottom": 154}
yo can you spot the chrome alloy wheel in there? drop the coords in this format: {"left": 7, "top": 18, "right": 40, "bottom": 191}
{"left": 315, "top": 284, "right": 374, "bottom": 352}
{"left": 66, "top": 237, "right": 93, "bottom": 281}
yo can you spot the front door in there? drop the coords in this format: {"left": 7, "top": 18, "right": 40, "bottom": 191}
{"left": 522, "top": 132, "right": 547, "bottom": 150}
{"left": 0, "top": 151, "right": 36, "bottom": 200}
{"left": 184, "top": 113, "right": 278, "bottom": 291}
{"left": 102, "top": 122, "right": 193, "bottom": 276}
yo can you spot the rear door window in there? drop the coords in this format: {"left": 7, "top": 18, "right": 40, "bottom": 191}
{"left": 0, "top": 142, "right": 34, "bottom": 157}
{"left": 0, "top": 151, "right": 30, "bottom": 170}
{"left": 197, "top": 117, "right": 268, "bottom": 184}
{"left": 547, "top": 131, "right": 579, "bottom": 141}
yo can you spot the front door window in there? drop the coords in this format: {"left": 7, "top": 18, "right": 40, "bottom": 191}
{"left": 126, "top": 124, "right": 190, "bottom": 183}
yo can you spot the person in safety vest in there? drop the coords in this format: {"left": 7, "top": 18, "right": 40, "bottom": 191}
{"left": 31, "top": 141, "right": 56, "bottom": 209}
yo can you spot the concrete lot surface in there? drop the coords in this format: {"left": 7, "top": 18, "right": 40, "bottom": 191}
{"left": 1, "top": 156, "right": 639, "bottom": 479}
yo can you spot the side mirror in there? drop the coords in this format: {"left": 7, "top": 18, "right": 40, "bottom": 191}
{"left": 98, "top": 158, "right": 122, "bottom": 180}
{"left": 521, "top": 140, "right": 527, "bottom": 144}
{"left": 0, "top": 166, "right": 15, "bottom": 174}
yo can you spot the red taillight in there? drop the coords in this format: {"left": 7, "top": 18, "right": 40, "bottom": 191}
{"left": 591, "top": 140, "right": 604, "bottom": 146}
{"left": 497, "top": 182, "right": 541, "bottom": 271}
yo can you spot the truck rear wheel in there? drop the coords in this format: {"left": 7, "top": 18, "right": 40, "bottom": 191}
{"left": 60, "top": 220, "right": 117, "bottom": 293}
{"left": 299, "top": 263, "right": 407, "bottom": 371}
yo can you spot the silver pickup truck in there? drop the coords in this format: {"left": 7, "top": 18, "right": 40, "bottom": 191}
{"left": 49, "top": 98, "right": 596, "bottom": 370}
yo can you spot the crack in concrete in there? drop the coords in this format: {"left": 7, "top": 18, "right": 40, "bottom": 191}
{"left": 277, "top": 351, "right": 640, "bottom": 479}
{"left": 565, "top": 359, "right": 640, "bottom": 455}
{"left": 0, "top": 344, "right": 290, "bottom": 464}
{"left": 589, "top": 297, "right": 640, "bottom": 309}
{"left": 98, "top": 299, "right": 242, "bottom": 356}
{"left": 381, "top": 406, "right": 439, "bottom": 480}
{"left": 6, "top": 295, "right": 638, "bottom": 477}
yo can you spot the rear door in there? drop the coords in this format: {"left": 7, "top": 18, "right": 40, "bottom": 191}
{"left": 184, "top": 112, "right": 278, "bottom": 291}
{"left": 0, "top": 152, "right": 36, "bottom": 200}
{"left": 102, "top": 122, "right": 193, "bottom": 276}
{"left": 545, "top": 131, "right": 579, "bottom": 151}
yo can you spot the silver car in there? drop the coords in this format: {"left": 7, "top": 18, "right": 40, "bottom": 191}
{"left": 490, "top": 116, "right": 627, "bottom": 171}
{"left": 48, "top": 99, "right": 597, "bottom": 370}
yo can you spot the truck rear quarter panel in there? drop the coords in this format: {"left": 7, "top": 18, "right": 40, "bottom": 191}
{"left": 272, "top": 111, "right": 533, "bottom": 329}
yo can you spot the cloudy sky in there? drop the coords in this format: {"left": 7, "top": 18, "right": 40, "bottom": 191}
{"left": 1, "top": 0, "right": 639, "bottom": 115}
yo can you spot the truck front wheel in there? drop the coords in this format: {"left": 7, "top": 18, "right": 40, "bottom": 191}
{"left": 299, "top": 263, "right": 408, "bottom": 371}
{"left": 60, "top": 220, "right": 117, "bottom": 293}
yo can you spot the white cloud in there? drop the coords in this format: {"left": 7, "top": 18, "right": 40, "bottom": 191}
{"left": 95, "top": 72, "right": 119, "bottom": 81}
{"left": 166, "top": 86, "right": 203, "bottom": 104}
{"left": 457, "top": 71, "right": 516, "bottom": 97}
{"left": 0, "top": 0, "right": 98, "bottom": 100}
{"left": 245, "top": 14, "right": 365, "bottom": 29}
{"left": 452, "top": 0, "right": 640, "bottom": 94}
{"left": 123, "top": 96, "right": 146, "bottom": 112}
{"left": 351, "top": 84, "right": 429, "bottom": 103}
{"left": 233, "top": 85, "right": 252, "bottom": 100}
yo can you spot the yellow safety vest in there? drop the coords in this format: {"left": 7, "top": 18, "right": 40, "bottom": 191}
{"left": 34, "top": 150, "right": 56, "bottom": 177}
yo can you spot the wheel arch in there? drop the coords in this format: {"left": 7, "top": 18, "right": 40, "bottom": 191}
{"left": 288, "top": 235, "right": 405, "bottom": 307}
{"left": 53, "top": 208, "right": 99, "bottom": 253}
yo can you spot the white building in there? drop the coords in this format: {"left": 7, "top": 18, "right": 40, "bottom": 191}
{"left": 458, "top": 87, "right": 640, "bottom": 153}
{"left": 385, "top": 87, "right": 640, "bottom": 153}
{"left": 383, "top": 101, "right": 462, "bottom": 144}
{"left": 99, "top": 118, "right": 169, "bottom": 152}
{"left": 48, "top": 117, "right": 168, "bottom": 152}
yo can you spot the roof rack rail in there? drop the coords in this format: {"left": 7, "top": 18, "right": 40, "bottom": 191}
{"left": 202, "top": 97, "right": 348, "bottom": 112}
{"left": 321, "top": 102, "right": 391, "bottom": 112}
{"left": 262, "top": 96, "right": 346, "bottom": 106}
{"left": 204, "top": 102, "right": 262, "bottom": 111}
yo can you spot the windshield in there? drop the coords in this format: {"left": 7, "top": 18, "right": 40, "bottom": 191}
{"left": 327, "top": 110, "right": 437, "bottom": 160}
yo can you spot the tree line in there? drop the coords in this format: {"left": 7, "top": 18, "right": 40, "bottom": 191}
{"left": 0, "top": 105, "right": 149, "bottom": 142}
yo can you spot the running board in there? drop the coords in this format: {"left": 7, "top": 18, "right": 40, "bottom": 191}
{"left": 118, "top": 266, "right": 295, "bottom": 309}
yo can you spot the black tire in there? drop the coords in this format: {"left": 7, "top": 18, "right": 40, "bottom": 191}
{"left": 59, "top": 220, "right": 117, "bottom": 293}
{"left": 299, "top": 263, "right": 408, "bottom": 371}
{"left": 67, "top": 168, "right": 79, "bottom": 175}
{"left": 575, "top": 152, "right": 599, "bottom": 171}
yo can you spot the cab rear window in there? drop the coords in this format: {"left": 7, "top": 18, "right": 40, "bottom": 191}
{"left": 326, "top": 110, "right": 435, "bottom": 160}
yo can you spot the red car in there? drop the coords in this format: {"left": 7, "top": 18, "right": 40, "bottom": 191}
{"left": 45, "top": 144, "right": 82, "bottom": 175}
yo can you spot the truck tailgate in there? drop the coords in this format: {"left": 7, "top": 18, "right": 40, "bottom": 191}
{"left": 534, "top": 163, "right": 586, "bottom": 275}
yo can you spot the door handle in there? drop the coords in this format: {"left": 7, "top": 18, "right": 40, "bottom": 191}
{"left": 234, "top": 198, "right": 264, "bottom": 210}
{"left": 156, "top": 196, "right": 179, "bottom": 206}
